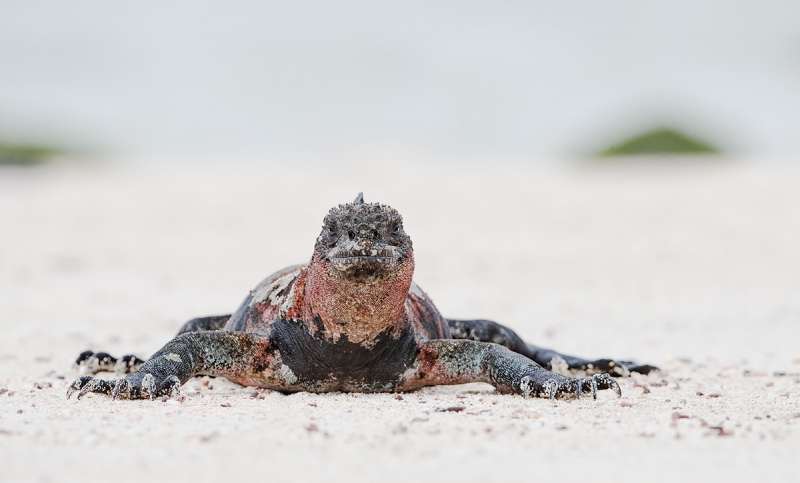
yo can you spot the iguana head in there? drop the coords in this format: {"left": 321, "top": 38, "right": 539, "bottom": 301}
{"left": 305, "top": 194, "right": 415, "bottom": 344}
{"left": 312, "top": 192, "right": 413, "bottom": 283}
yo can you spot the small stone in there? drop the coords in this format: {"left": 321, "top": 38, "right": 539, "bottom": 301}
{"left": 200, "top": 432, "right": 218, "bottom": 442}
{"left": 220, "top": 403, "right": 231, "bottom": 407}
{"left": 671, "top": 412, "right": 689, "bottom": 426}
{"left": 709, "top": 426, "right": 732, "bottom": 436}
{"left": 394, "top": 395, "right": 403, "bottom": 400}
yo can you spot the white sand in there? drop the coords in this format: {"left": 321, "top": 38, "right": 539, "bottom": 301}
{"left": 1, "top": 155, "right": 799, "bottom": 482}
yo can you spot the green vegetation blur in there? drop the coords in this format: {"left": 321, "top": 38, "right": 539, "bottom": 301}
{"left": 0, "top": 143, "right": 60, "bottom": 166}
{"left": 601, "top": 129, "right": 718, "bottom": 156}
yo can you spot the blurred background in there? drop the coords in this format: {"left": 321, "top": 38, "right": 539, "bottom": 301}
{"left": 1, "top": 0, "right": 800, "bottom": 158}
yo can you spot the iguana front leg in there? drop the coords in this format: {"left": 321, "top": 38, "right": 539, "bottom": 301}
{"left": 67, "top": 332, "right": 291, "bottom": 400}
{"left": 400, "top": 340, "right": 621, "bottom": 399}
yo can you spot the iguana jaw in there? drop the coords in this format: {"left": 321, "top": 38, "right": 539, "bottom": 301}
{"left": 327, "top": 243, "right": 403, "bottom": 282}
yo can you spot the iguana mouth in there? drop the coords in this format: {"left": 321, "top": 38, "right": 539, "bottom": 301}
{"left": 332, "top": 247, "right": 398, "bottom": 260}
{"left": 328, "top": 246, "right": 402, "bottom": 276}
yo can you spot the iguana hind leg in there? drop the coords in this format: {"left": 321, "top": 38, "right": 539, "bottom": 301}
{"left": 74, "top": 350, "right": 146, "bottom": 376}
{"left": 176, "top": 314, "right": 231, "bottom": 335}
{"left": 74, "top": 315, "right": 232, "bottom": 376}
{"left": 446, "top": 319, "right": 657, "bottom": 376}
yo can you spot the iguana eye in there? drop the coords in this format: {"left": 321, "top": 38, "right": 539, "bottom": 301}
{"left": 325, "top": 226, "right": 339, "bottom": 246}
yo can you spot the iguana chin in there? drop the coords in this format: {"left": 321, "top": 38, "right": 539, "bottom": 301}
{"left": 68, "top": 193, "right": 655, "bottom": 401}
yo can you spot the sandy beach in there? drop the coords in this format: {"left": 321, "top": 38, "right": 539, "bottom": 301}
{"left": 1, "top": 155, "right": 798, "bottom": 482}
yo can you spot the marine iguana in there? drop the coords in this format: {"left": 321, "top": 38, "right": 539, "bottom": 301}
{"left": 67, "top": 193, "right": 656, "bottom": 401}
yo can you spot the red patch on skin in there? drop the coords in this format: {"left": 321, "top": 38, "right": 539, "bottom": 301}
{"left": 406, "top": 292, "right": 448, "bottom": 339}
{"left": 414, "top": 344, "right": 441, "bottom": 378}
{"left": 284, "top": 273, "right": 306, "bottom": 321}
{"left": 255, "top": 302, "right": 279, "bottom": 326}
{"left": 250, "top": 270, "right": 308, "bottom": 328}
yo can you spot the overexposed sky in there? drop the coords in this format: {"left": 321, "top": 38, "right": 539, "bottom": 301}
{"left": 1, "top": 1, "right": 799, "bottom": 155}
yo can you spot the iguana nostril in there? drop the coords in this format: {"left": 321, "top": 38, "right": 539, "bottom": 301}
{"left": 348, "top": 231, "right": 355, "bottom": 240}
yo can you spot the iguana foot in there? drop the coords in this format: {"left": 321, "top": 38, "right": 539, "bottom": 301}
{"left": 74, "top": 350, "right": 146, "bottom": 376}
{"left": 520, "top": 373, "right": 621, "bottom": 400}
{"left": 66, "top": 372, "right": 181, "bottom": 400}
{"left": 551, "top": 357, "right": 658, "bottom": 377}
{"left": 66, "top": 375, "right": 115, "bottom": 399}
{"left": 618, "top": 362, "right": 659, "bottom": 375}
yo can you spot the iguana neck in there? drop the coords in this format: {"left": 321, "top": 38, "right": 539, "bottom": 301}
{"left": 303, "top": 254, "right": 415, "bottom": 346}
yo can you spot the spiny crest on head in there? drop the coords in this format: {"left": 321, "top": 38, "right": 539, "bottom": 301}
{"left": 322, "top": 193, "right": 403, "bottom": 229}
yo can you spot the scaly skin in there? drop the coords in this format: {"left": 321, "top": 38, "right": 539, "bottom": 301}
{"left": 69, "top": 193, "right": 654, "bottom": 401}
